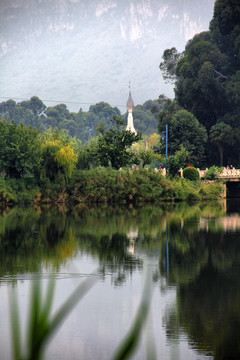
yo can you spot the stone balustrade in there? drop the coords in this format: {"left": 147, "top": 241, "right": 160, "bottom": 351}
{"left": 178, "top": 167, "right": 240, "bottom": 179}
{"left": 155, "top": 167, "right": 240, "bottom": 179}
{"left": 198, "top": 168, "right": 240, "bottom": 178}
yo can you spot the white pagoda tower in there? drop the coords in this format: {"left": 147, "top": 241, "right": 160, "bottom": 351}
{"left": 126, "top": 84, "right": 136, "bottom": 134}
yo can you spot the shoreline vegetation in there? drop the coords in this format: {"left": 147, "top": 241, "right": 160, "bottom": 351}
{"left": 0, "top": 168, "right": 224, "bottom": 206}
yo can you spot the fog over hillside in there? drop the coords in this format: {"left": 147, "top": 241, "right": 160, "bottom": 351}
{"left": 0, "top": 0, "right": 215, "bottom": 112}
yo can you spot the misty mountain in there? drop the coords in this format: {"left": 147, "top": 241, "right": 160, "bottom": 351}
{"left": 0, "top": 0, "right": 215, "bottom": 112}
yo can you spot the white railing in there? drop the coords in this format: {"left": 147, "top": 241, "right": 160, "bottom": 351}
{"left": 198, "top": 168, "right": 240, "bottom": 178}
{"left": 155, "top": 167, "right": 240, "bottom": 178}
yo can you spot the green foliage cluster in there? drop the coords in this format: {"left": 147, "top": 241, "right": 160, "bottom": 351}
{"left": 159, "top": 0, "right": 240, "bottom": 167}
{"left": 0, "top": 178, "right": 40, "bottom": 204}
{"left": 172, "top": 177, "right": 223, "bottom": 201}
{"left": 0, "top": 121, "right": 42, "bottom": 178}
{"left": 157, "top": 108, "right": 207, "bottom": 168}
{"left": 0, "top": 168, "right": 224, "bottom": 205}
{"left": 69, "top": 167, "right": 222, "bottom": 204}
{"left": 70, "top": 167, "right": 168, "bottom": 204}
{"left": 95, "top": 117, "right": 142, "bottom": 169}
{"left": 204, "top": 165, "right": 224, "bottom": 180}
{"left": 168, "top": 146, "right": 189, "bottom": 177}
{"left": 0, "top": 122, "right": 79, "bottom": 183}
{"left": 183, "top": 167, "right": 200, "bottom": 181}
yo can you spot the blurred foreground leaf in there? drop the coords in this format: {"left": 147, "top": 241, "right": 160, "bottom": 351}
{"left": 10, "top": 275, "right": 97, "bottom": 360}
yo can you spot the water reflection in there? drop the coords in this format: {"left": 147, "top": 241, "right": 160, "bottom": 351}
{"left": 0, "top": 200, "right": 240, "bottom": 359}
{"left": 160, "top": 200, "right": 240, "bottom": 360}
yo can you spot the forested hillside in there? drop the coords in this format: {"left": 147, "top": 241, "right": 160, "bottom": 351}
{"left": 0, "top": 97, "right": 160, "bottom": 142}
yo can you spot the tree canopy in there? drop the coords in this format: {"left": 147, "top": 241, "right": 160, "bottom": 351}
{"left": 158, "top": 110, "right": 207, "bottom": 167}
{"left": 95, "top": 117, "right": 142, "bottom": 170}
{"left": 0, "top": 121, "right": 42, "bottom": 178}
{"left": 159, "top": 0, "right": 240, "bottom": 167}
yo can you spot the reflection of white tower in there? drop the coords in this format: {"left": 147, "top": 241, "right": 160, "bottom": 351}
{"left": 126, "top": 83, "right": 137, "bottom": 134}
{"left": 127, "top": 229, "right": 138, "bottom": 255}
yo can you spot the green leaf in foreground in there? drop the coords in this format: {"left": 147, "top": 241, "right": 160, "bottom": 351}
{"left": 9, "top": 275, "right": 97, "bottom": 360}
{"left": 112, "top": 270, "right": 154, "bottom": 360}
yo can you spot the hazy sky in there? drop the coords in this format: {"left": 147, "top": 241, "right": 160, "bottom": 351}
{"left": 0, "top": 0, "right": 216, "bottom": 112}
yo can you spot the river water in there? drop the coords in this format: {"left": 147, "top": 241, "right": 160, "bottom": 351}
{"left": 0, "top": 200, "right": 239, "bottom": 360}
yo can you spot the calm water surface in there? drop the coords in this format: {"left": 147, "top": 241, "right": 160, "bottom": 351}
{"left": 0, "top": 200, "right": 240, "bottom": 360}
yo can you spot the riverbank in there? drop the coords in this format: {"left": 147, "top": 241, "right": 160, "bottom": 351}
{"left": 0, "top": 168, "right": 224, "bottom": 205}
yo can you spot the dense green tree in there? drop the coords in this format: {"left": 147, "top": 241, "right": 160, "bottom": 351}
{"left": 19, "top": 96, "right": 46, "bottom": 116}
{"left": 96, "top": 117, "right": 142, "bottom": 170}
{"left": 0, "top": 97, "right": 44, "bottom": 129}
{"left": 133, "top": 100, "right": 162, "bottom": 134}
{"left": 210, "top": 0, "right": 240, "bottom": 72}
{"left": 137, "top": 149, "right": 154, "bottom": 168}
{"left": 156, "top": 96, "right": 181, "bottom": 133}
{"left": 0, "top": 99, "right": 17, "bottom": 119}
{"left": 12, "top": 105, "right": 37, "bottom": 128}
{"left": 159, "top": 110, "right": 207, "bottom": 167}
{"left": 174, "top": 32, "right": 228, "bottom": 131}
{"left": 22, "top": 96, "right": 46, "bottom": 116}
{"left": 44, "top": 104, "right": 74, "bottom": 133}
{"left": 88, "top": 102, "right": 121, "bottom": 127}
{"left": 73, "top": 109, "right": 88, "bottom": 142}
{"left": 77, "top": 136, "right": 100, "bottom": 170}
{"left": 40, "top": 128, "right": 79, "bottom": 180}
{"left": 0, "top": 120, "right": 9, "bottom": 174}
{"left": 210, "top": 121, "right": 235, "bottom": 166}
{"left": 84, "top": 111, "right": 100, "bottom": 139}
{"left": 79, "top": 102, "right": 121, "bottom": 141}
{"left": 0, "top": 121, "right": 42, "bottom": 178}
{"left": 159, "top": 0, "right": 240, "bottom": 166}
{"left": 168, "top": 146, "right": 189, "bottom": 177}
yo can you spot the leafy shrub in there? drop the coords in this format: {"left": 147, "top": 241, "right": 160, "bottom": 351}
{"left": 168, "top": 146, "right": 189, "bottom": 177}
{"left": 204, "top": 166, "right": 223, "bottom": 180}
{"left": 183, "top": 167, "right": 200, "bottom": 181}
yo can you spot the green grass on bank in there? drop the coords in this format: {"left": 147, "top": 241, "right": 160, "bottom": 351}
{"left": 0, "top": 168, "right": 224, "bottom": 205}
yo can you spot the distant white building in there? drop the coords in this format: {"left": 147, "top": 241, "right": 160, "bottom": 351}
{"left": 126, "top": 85, "right": 137, "bottom": 134}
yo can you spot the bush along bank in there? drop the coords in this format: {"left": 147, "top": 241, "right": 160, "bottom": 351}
{"left": 0, "top": 175, "right": 68, "bottom": 205}
{"left": 0, "top": 168, "right": 224, "bottom": 205}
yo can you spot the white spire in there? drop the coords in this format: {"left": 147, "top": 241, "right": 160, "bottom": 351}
{"left": 126, "top": 82, "right": 136, "bottom": 134}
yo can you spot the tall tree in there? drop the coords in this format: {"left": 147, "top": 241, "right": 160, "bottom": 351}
{"left": 96, "top": 117, "right": 142, "bottom": 170}
{"left": 210, "top": 122, "right": 235, "bottom": 166}
{"left": 210, "top": 0, "right": 240, "bottom": 72}
{"left": 40, "top": 128, "right": 79, "bottom": 180}
{"left": 159, "top": 0, "right": 240, "bottom": 166}
{"left": 174, "top": 31, "right": 228, "bottom": 131}
{"left": 158, "top": 110, "right": 207, "bottom": 167}
{"left": 0, "top": 121, "right": 42, "bottom": 178}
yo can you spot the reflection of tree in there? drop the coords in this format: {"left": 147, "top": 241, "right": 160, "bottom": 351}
{"left": 76, "top": 232, "right": 143, "bottom": 286}
{"left": 0, "top": 206, "right": 77, "bottom": 278}
{"left": 160, "top": 227, "right": 209, "bottom": 285}
{"left": 0, "top": 201, "right": 226, "bottom": 281}
{"left": 162, "top": 230, "right": 240, "bottom": 359}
